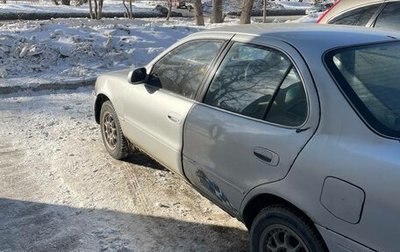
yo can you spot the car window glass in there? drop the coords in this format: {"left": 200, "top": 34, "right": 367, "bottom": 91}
{"left": 148, "top": 40, "right": 223, "bottom": 99}
{"left": 326, "top": 42, "right": 400, "bottom": 138}
{"left": 266, "top": 67, "right": 307, "bottom": 126}
{"left": 374, "top": 2, "right": 400, "bottom": 31}
{"left": 329, "top": 4, "right": 380, "bottom": 26}
{"left": 204, "top": 42, "right": 292, "bottom": 120}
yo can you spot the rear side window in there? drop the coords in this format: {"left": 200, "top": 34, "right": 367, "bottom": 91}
{"left": 325, "top": 41, "right": 400, "bottom": 138}
{"left": 374, "top": 2, "right": 400, "bottom": 31}
{"left": 329, "top": 4, "right": 380, "bottom": 26}
{"left": 204, "top": 42, "right": 307, "bottom": 127}
{"left": 148, "top": 40, "right": 223, "bottom": 99}
{"left": 266, "top": 68, "right": 307, "bottom": 126}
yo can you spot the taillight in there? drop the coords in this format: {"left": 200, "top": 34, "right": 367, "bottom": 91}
{"left": 317, "top": 0, "right": 341, "bottom": 23}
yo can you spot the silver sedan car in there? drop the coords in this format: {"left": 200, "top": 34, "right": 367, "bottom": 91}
{"left": 94, "top": 24, "right": 400, "bottom": 251}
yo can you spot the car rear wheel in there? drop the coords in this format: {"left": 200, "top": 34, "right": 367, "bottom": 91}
{"left": 250, "top": 205, "right": 326, "bottom": 252}
{"left": 100, "top": 101, "right": 130, "bottom": 160}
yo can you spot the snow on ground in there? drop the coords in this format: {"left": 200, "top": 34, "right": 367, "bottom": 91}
{"left": 0, "top": 0, "right": 320, "bottom": 15}
{"left": 0, "top": 87, "right": 248, "bottom": 251}
{"left": 0, "top": 0, "right": 163, "bottom": 14}
{"left": 289, "top": 12, "right": 321, "bottom": 23}
{"left": 0, "top": 1, "right": 321, "bottom": 90}
{"left": 0, "top": 18, "right": 205, "bottom": 89}
{"left": 201, "top": 0, "right": 314, "bottom": 14}
{"left": 277, "top": 1, "right": 313, "bottom": 10}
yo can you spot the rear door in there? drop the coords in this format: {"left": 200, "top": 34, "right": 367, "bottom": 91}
{"left": 182, "top": 36, "right": 320, "bottom": 214}
{"left": 121, "top": 38, "right": 227, "bottom": 174}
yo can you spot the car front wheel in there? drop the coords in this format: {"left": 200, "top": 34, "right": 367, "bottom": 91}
{"left": 250, "top": 205, "right": 326, "bottom": 252}
{"left": 100, "top": 101, "right": 130, "bottom": 160}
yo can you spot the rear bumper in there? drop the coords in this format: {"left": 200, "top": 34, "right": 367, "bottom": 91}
{"left": 316, "top": 225, "right": 374, "bottom": 252}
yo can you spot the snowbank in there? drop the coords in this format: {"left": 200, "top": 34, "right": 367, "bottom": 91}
{"left": 202, "top": 0, "right": 314, "bottom": 14}
{"left": 289, "top": 12, "right": 322, "bottom": 23}
{"left": 277, "top": 1, "right": 313, "bottom": 10}
{"left": 0, "top": 1, "right": 158, "bottom": 14}
{"left": 0, "top": 18, "right": 202, "bottom": 89}
{"left": 0, "top": 7, "right": 316, "bottom": 91}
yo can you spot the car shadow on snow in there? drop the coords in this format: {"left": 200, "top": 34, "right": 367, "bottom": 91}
{"left": 0, "top": 198, "right": 249, "bottom": 251}
{"left": 123, "top": 150, "right": 167, "bottom": 171}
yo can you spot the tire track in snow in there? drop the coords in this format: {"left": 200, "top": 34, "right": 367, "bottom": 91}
{"left": 0, "top": 137, "right": 28, "bottom": 194}
{"left": 121, "top": 162, "right": 152, "bottom": 215}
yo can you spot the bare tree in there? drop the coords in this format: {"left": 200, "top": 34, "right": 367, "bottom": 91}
{"left": 263, "top": 0, "right": 266, "bottom": 23}
{"left": 98, "top": 0, "right": 104, "bottom": 19}
{"left": 211, "top": 0, "right": 223, "bottom": 23}
{"left": 94, "top": 0, "right": 98, "bottom": 18}
{"left": 123, "top": 0, "right": 129, "bottom": 18}
{"left": 129, "top": 0, "right": 133, "bottom": 19}
{"left": 89, "top": 0, "right": 94, "bottom": 18}
{"left": 123, "top": 0, "right": 133, "bottom": 19}
{"left": 240, "top": 0, "right": 254, "bottom": 24}
{"left": 88, "top": 0, "right": 104, "bottom": 19}
{"left": 61, "top": 0, "right": 71, "bottom": 5}
{"left": 193, "top": 0, "right": 204, "bottom": 26}
{"left": 166, "top": 0, "right": 172, "bottom": 21}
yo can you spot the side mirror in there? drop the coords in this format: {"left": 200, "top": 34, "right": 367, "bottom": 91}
{"left": 128, "top": 67, "right": 147, "bottom": 84}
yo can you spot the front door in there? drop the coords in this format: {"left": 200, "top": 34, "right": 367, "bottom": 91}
{"left": 182, "top": 39, "right": 319, "bottom": 213}
{"left": 122, "top": 39, "right": 225, "bottom": 173}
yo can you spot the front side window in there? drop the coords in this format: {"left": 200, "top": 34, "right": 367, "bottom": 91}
{"left": 374, "top": 2, "right": 400, "bottom": 31}
{"left": 329, "top": 4, "right": 380, "bottom": 26}
{"left": 204, "top": 42, "right": 307, "bottom": 126}
{"left": 148, "top": 40, "right": 223, "bottom": 99}
{"left": 325, "top": 41, "right": 400, "bottom": 138}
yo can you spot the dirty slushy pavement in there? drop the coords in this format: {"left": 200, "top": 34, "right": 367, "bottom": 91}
{"left": 0, "top": 88, "right": 248, "bottom": 251}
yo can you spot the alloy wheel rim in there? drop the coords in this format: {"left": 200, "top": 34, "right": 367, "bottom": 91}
{"left": 260, "top": 224, "right": 309, "bottom": 252}
{"left": 103, "top": 112, "right": 118, "bottom": 150}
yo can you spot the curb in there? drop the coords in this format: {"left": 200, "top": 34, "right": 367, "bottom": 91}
{"left": 0, "top": 78, "right": 96, "bottom": 95}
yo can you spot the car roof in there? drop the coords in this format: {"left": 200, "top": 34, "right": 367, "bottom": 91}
{"left": 318, "top": 0, "right": 398, "bottom": 24}
{"left": 197, "top": 23, "right": 399, "bottom": 53}
{"left": 331, "top": 0, "right": 386, "bottom": 6}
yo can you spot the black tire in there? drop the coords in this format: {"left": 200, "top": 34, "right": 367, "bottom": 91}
{"left": 250, "top": 205, "right": 327, "bottom": 252}
{"left": 100, "top": 101, "right": 130, "bottom": 160}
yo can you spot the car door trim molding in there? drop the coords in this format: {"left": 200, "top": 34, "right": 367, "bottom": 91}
{"left": 195, "top": 37, "right": 235, "bottom": 102}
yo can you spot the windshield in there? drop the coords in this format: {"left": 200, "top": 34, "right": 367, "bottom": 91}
{"left": 325, "top": 41, "right": 400, "bottom": 138}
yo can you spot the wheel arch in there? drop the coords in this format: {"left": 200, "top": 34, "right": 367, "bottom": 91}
{"left": 242, "top": 193, "right": 296, "bottom": 228}
{"left": 95, "top": 94, "right": 110, "bottom": 124}
{"left": 241, "top": 192, "right": 326, "bottom": 249}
